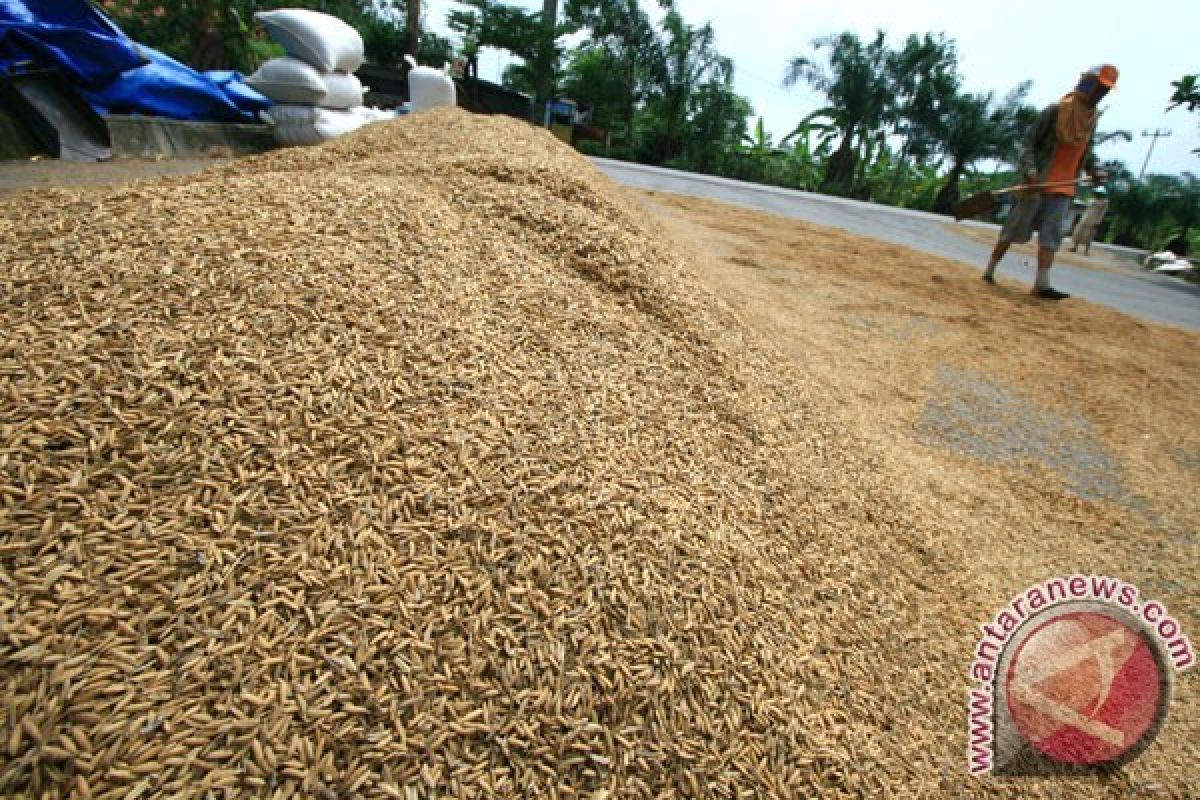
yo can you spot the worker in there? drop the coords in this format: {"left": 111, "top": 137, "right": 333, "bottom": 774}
{"left": 1070, "top": 187, "right": 1109, "bottom": 255}
{"left": 982, "top": 65, "right": 1118, "bottom": 298}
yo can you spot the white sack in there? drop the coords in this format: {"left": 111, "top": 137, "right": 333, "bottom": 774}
{"left": 262, "top": 105, "right": 383, "bottom": 147}
{"left": 405, "top": 56, "right": 456, "bottom": 113}
{"left": 246, "top": 57, "right": 363, "bottom": 109}
{"left": 255, "top": 9, "right": 365, "bottom": 73}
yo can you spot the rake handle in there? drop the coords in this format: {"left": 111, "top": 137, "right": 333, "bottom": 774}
{"left": 994, "top": 177, "right": 1092, "bottom": 196}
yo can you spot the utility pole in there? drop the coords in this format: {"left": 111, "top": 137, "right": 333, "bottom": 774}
{"left": 1139, "top": 128, "right": 1172, "bottom": 180}
{"left": 406, "top": 0, "right": 421, "bottom": 60}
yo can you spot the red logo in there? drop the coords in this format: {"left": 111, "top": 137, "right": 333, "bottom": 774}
{"left": 1005, "top": 610, "right": 1166, "bottom": 766}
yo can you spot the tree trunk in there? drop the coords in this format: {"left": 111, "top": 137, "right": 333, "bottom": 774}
{"left": 406, "top": 0, "right": 421, "bottom": 60}
{"left": 821, "top": 132, "right": 857, "bottom": 196}
{"left": 537, "top": 0, "right": 559, "bottom": 107}
{"left": 624, "top": 59, "right": 636, "bottom": 151}
{"left": 932, "top": 163, "right": 965, "bottom": 214}
{"left": 191, "top": 0, "right": 226, "bottom": 71}
{"left": 886, "top": 141, "right": 912, "bottom": 202}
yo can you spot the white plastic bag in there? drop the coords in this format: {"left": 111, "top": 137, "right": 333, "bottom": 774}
{"left": 262, "top": 105, "right": 383, "bottom": 147}
{"left": 245, "top": 57, "right": 363, "bottom": 109}
{"left": 405, "top": 56, "right": 456, "bottom": 113}
{"left": 255, "top": 9, "right": 365, "bottom": 73}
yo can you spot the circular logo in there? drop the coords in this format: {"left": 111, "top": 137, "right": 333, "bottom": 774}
{"left": 1004, "top": 608, "right": 1170, "bottom": 767}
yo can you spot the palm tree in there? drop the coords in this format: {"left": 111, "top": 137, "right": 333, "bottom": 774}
{"left": 887, "top": 33, "right": 960, "bottom": 163}
{"left": 931, "top": 91, "right": 1005, "bottom": 213}
{"left": 1095, "top": 129, "right": 1133, "bottom": 146}
{"left": 783, "top": 31, "right": 893, "bottom": 197}
{"left": 884, "top": 33, "right": 960, "bottom": 199}
{"left": 1168, "top": 73, "right": 1200, "bottom": 155}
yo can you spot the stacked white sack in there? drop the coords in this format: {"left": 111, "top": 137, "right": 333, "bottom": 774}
{"left": 255, "top": 8, "right": 364, "bottom": 72}
{"left": 246, "top": 57, "right": 362, "bottom": 108}
{"left": 263, "top": 106, "right": 397, "bottom": 148}
{"left": 247, "top": 9, "right": 388, "bottom": 146}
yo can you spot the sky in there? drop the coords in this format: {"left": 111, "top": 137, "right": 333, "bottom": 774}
{"left": 422, "top": 0, "right": 1200, "bottom": 177}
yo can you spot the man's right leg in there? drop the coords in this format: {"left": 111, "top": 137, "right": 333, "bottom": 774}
{"left": 1031, "top": 196, "right": 1071, "bottom": 299}
{"left": 986, "top": 194, "right": 1037, "bottom": 283}
{"left": 983, "top": 241, "right": 1010, "bottom": 283}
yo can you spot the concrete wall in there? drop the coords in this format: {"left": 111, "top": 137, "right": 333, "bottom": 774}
{"left": 0, "top": 106, "right": 43, "bottom": 160}
{"left": 105, "top": 115, "right": 276, "bottom": 159}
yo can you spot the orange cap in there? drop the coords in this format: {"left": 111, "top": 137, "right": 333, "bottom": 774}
{"left": 1086, "top": 64, "right": 1119, "bottom": 88}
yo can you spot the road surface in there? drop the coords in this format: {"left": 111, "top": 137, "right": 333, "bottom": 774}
{"left": 593, "top": 158, "right": 1200, "bottom": 332}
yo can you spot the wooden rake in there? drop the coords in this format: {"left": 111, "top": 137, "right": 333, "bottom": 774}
{"left": 952, "top": 177, "right": 1092, "bottom": 221}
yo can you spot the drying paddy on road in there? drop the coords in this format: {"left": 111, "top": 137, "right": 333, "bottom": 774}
{"left": 1, "top": 111, "right": 1196, "bottom": 797}
{"left": 643, "top": 189, "right": 1199, "bottom": 536}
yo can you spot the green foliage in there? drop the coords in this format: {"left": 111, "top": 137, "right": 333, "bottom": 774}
{"left": 121, "top": 2, "right": 1194, "bottom": 240}
{"left": 560, "top": 48, "right": 628, "bottom": 132}
{"left": 638, "top": 11, "right": 735, "bottom": 164}
{"left": 1105, "top": 172, "right": 1200, "bottom": 253}
{"left": 105, "top": 0, "right": 255, "bottom": 71}
{"left": 563, "top": 0, "right": 661, "bottom": 146}
{"left": 784, "top": 30, "right": 893, "bottom": 196}
{"left": 449, "top": 0, "right": 563, "bottom": 104}
{"left": 887, "top": 33, "right": 960, "bottom": 162}
{"left": 448, "top": 0, "right": 546, "bottom": 60}
{"left": 1169, "top": 74, "right": 1200, "bottom": 112}
{"left": 1168, "top": 73, "right": 1200, "bottom": 156}
{"left": 105, "top": 1, "right": 430, "bottom": 72}
{"left": 930, "top": 89, "right": 1027, "bottom": 212}
{"left": 774, "top": 30, "right": 1045, "bottom": 210}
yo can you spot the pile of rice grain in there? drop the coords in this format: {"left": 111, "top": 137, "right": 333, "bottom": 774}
{"left": 0, "top": 108, "right": 1190, "bottom": 799}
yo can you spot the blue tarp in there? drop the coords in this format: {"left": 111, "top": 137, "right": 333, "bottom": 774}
{"left": 0, "top": 0, "right": 269, "bottom": 124}
{"left": 82, "top": 46, "right": 271, "bottom": 124}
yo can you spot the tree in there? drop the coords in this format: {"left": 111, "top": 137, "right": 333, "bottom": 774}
{"left": 560, "top": 47, "right": 629, "bottom": 135}
{"left": 1161, "top": 173, "right": 1200, "bottom": 254}
{"left": 930, "top": 83, "right": 1032, "bottom": 213}
{"left": 684, "top": 72, "right": 752, "bottom": 172}
{"left": 779, "top": 110, "right": 837, "bottom": 191}
{"left": 784, "top": 31, "right": 893, "bottom": 197}
{"left": 106, "top": 0, "right": 431, "bottom": 72}
{"left": 106, "top": 0, "right": 260, "bottom": 71}
{"left": 448, "top": 1, "right": 545, "bottom": 62}
{"left": 988, "top": 82, "right": 1038, "bottom": 169}
{"left": 1168, "top": 73, "right": 1200, "bottom": 156}
{"left": 448, "top": 0, "right": 563, "bottom": 105}
{"left": 887, "top": 33, "right": 960, "bottom": 164}
{"left": 536, "top": 0, "right": 560, "bottom": 101}
{"left": 564, "top": 0, "right": 661, "bottom": 146}
{"left": 930, "top": 92, "right": 1003, "bottom": 212}
{"left": 639, "top": 10, "right": 733, "bottom": 164}
{"left": 407, "top": 0, "right": 421, "bottom": 58}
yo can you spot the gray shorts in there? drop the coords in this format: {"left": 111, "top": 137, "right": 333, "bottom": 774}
{"left": 999, "top": 193, "right": 1072, "bottom": 251}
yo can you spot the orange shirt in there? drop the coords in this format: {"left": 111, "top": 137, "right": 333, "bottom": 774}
{"left": 1043, "top": 139, "right": 1088, "bottom": 197}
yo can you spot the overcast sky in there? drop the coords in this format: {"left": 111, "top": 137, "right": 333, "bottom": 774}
{"left": 423, "top": 0, "right": 1199, "bottom": 176}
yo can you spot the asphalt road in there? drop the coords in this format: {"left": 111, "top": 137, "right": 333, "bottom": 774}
{"left": 593, "top": 158, "right": 1200, "bottom": 332}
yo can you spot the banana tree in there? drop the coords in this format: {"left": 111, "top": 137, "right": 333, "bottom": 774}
{"left": 779, "top": 109, "right": 836, "bottom": 191}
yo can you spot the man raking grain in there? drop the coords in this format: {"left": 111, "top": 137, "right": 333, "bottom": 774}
{"left": 982, "top": 64, "right": 1118, "bottom": 299}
